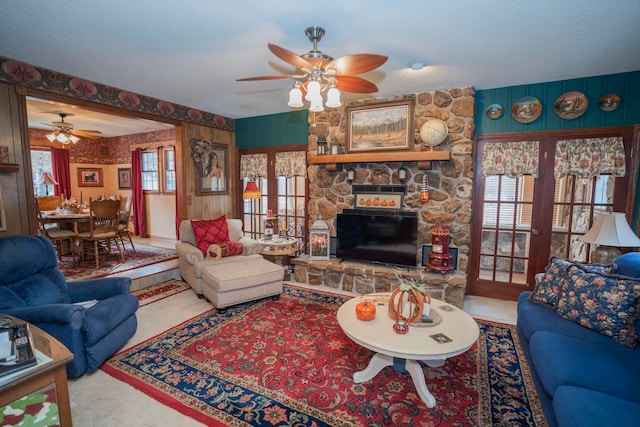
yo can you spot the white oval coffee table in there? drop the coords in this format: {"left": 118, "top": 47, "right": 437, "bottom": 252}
{"left": 336, "top": 295, "right": 479, "bottom": 407}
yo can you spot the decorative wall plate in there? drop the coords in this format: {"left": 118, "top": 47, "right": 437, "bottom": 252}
{"left": 486, "top": 103, "right": 504, "bottom": 119}
{"left": 511, "top": 97, "right": 542, "bottom": 124}
{"left": 554, "top": 91, "right": 588, "bottom": 120}
{"left": 599, "top": 94, "right": 620, "bottom": 112}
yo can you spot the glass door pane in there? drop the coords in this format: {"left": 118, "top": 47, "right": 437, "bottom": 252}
{"left": 551, "top": 175, "right": 615, "bottom": 261}
{"left": 478, "top": 175, "right": 533, "bottom": 286}
{"left": 277, "top": 175, "right": 306, "bottom": 254}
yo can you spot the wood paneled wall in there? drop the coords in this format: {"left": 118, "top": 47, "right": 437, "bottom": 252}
{"left": 180, "top": 122, "right": 237, "bottom": 221}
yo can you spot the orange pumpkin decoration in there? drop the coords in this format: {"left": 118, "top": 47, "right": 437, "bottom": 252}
{"left": 356, "top": 300, "right": 376, "bottom": 321}
{"left": 388, "top": 274, "right": 431, "bottom": 324}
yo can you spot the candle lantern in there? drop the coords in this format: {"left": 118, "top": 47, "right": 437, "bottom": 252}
{"left": 330, "top": 138, "right": 340, "bottom": 155}
{"left": 426, "top": 225, "right": 454, "bottom": 275}
{"left": 309, "top": 218, "right": 330, "bottom": 260}
{"left": 317, "top": 135, "right": 327, "bottom": 155}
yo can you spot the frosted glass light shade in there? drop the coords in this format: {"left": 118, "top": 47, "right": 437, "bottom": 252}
{"left": 325, "top": 87, "right": 341, "bottom": 108}
{"left": 305, "top": 80, "right": 321, "bottom": 101}
{"left": 309, "top": 96, "right": 324, "bottom": 112}
{"left": 581, "top": 212, "right": 640, "bottom": 247}
{"left": 287, "top": 87, "right": 303, "bottom": 107}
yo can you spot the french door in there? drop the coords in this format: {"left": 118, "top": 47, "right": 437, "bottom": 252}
{"left": 238, "top": 146, "right": 308, "bottom": 253}
{"left": 469, "top": 128, "right": 635, "bottom": 300}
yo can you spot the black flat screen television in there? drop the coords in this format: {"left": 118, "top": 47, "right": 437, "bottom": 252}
{"left": 336, "top": 209, "right": 418, "bottom": 267}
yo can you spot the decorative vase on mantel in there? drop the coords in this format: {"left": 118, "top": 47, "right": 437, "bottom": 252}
{"left": 388, "top": 273, "right": 431, "bottom": 324}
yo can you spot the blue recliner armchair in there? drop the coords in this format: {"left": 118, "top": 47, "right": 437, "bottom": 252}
{"left": 0, "top": 235, "right": 139, "bottom": 377}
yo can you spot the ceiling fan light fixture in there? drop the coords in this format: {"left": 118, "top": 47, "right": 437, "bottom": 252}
{"left": 305, "top": 80, "right": 321, "bottom": 101}
{"left": 309, "top": 96, "right": 324, "bottom": 112}
{"left": 46, "top": 133, "right": 56, "bottom": 142}
{"left": 288, "top": 86, "right": 304, "bottom": 107}
{"left": 70, "top": 135, "right": 80, "bottom": 144}
{"left": 56, "top": 133, "right": 69, "bottom": 143}
{"left": 326, "top": 86, "right": 341, "bottom": 108}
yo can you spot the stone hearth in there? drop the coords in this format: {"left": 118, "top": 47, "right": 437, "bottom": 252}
{"left": 292, "top": 256, "right": 467, "bottom": 308}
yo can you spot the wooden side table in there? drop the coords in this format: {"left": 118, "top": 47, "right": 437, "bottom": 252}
{"left": 258, "top": 237, "right": 298, "bottom": 278}
{"left": 0, "top": 316, "right": 74, "bottom": 426}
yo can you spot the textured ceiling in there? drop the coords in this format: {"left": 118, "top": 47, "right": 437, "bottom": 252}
{"left": 2, "top": 0, "right": 639, "bottom": 133}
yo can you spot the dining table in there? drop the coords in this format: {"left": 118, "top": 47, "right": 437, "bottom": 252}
{"left": 41, "top": 210, "right": 90, "bottom": 235}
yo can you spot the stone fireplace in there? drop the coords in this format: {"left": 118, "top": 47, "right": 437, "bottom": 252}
{"left": 293, "top": 88, "right": 475, "bottom": 307}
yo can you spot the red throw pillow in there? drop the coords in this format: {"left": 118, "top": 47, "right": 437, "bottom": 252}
{"left": 219, "top": 241, "right": 244, "bottom": 258}
{"left": 191, "top": 216, "right": 229, "bottom": 255}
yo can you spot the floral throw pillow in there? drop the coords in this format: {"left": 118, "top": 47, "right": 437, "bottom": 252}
{"left": 555, "top": 265, "right": 640, "bottom": 348}
{"left": 190, "top": 216, "right": 229, "bottom": 256}
{"left": 529, "top": 257, "right": 614, "bottom": 308}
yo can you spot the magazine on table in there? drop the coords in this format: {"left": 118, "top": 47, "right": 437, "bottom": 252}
{"left": 0, "top": 316, "right": 37, "bottom": 378}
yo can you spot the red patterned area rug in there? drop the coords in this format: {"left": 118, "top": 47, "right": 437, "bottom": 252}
{"left": 133, "top": 280, "right": 191, "bottom": 307}
{"left": 103, "top": 286, "right": 546, "bottom": 427}
{"left": 58, "top": 243, "right": 177, "bottom": 281}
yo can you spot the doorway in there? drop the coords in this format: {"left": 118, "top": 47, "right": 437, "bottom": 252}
{"left": 24, "top": 93, "right": 179, "bottom": 240}
{"left": 468, "top": 128, "right": 636, "bottom": 300}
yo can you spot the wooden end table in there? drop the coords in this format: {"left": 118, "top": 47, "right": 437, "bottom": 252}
{"left": 336, "top": 295, "right": 479, "bottom": 407}
{"left": 258, "top": 237, "right": 298, "bottom": 265}
{"left": 0, "top": 316, "right": 74, "bottom": 426}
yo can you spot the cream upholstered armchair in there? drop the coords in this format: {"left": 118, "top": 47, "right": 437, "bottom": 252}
{"left": 175, "top": 217, "right": 262, "bottom": 298}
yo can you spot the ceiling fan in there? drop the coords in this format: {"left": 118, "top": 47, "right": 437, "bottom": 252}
{"left": 43, "top": 113, "right": 103, "bottom": 144}
{"left": 237, "top": 26, "right": 388, "bottom": 111}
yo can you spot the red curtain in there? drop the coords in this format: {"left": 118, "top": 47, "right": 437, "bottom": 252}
{"left": 51, "top": 148, "right": 71, "bottom": 199}
{"left": 131, "top": 148, "right": 147, "bottom": 237}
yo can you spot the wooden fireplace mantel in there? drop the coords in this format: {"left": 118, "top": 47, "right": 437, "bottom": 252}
{"left": 307, "top": 150, "right": 450, "bottom": 171}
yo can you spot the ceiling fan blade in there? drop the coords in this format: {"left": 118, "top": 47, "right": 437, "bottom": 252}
{"left": 336, "top": 76, "right": 379, "bottom": 93}
{"left": 74, "top": 131, "right": 100, "bottom": 139}
{"left": 76, "top": 129, "right": 102, "bottom": 134}
{"left": 268, "top": 43, "right": 312, "bottom": 71}
{"left": 237, "top": 75, "right": 292, "bottom": 81}
{"left": 326, "top": 54, "right": 388, "bottom": 75}
{"left": 41, "top": 123, "right": 55, "bottom": 128}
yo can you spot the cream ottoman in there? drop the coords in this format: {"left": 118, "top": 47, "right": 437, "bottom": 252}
{"left": 201, "top": 258, "right": 284, "bottom": 311}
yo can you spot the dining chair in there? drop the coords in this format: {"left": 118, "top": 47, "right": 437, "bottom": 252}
{"left": 118, "top": 195, "right": 136, "bottom": 252}
{"left": 35, "top": 195, "right": 63, "bottom": 211}
{"left": 78, "top": 198, "right": 124, "bottom": 268}
{"left": 35, "top": 198, "right": 76, "bottom": 264}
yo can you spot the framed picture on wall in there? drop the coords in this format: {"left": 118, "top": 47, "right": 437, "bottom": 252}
{"left": 345, "top": 99, "right": 415, "bottom": 153}
{"left": 191, "top": 139, "right": 229, "bottom": 195}
{"left": 78, "top": 168, "right": 103, "bottom": 187}
{"left": 118, "top": 168, "right": 132, "bottom": 189}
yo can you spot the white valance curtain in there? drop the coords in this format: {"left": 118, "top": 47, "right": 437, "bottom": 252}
{"left": 240, "top": 151, "right": 307, "bottom": 179}
{"left": 554, "top": 137, "right": 626, "bottom": 179}
{"left": 481, "top": 141, "right": 540, "bottom": 178}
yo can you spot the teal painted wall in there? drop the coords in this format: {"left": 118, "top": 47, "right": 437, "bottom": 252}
{"left": 475, "top": 71, "right": 640, "bottom": 134}
{"left": 236, "top": 110, "right": 308, "bottom": 149}
{"left": 476, "top": 70, "right": 640, "bottom": 233}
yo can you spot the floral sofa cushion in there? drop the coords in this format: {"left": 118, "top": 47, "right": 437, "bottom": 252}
{"left": 529, "top": 256, "right": 613, "bottom": 308}
{"left": 555, "top": 264, "right": 640, "bottom": 348}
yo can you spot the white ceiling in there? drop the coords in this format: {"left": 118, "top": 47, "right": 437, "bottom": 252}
{"left": 2, "top": 0, "right": 640, "bottom": 131}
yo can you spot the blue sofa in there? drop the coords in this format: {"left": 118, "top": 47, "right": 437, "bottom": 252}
{"left": 517, "top": 252, "right": 640, "bottom": 427}
{"left": 0, "top": 235, "right": 139, "bottom": 377}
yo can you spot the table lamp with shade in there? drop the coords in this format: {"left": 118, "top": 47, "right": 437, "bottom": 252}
{"left": 243, "top": 180, "right": 262, "bottom": 240}
{"left": 580, "top": 212, "right": 640, "bottom": 264}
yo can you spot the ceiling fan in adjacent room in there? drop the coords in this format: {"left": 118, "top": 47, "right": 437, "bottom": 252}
{"left": 43, "top": 113, "right": 103, "bottom": 144}
{"left": 237, "top": 26, "right": 388, "bottom": 112}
